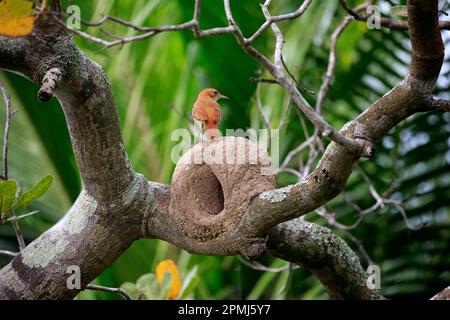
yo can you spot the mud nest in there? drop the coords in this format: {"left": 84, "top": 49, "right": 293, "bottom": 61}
{"left": 169, "top": 136, "right": 275, "bottom": 245}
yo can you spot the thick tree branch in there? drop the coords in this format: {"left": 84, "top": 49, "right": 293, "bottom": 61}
{"left": 431, "top": 286, "right": 450, "bottom": 300}
{"left": 267, "top": 219, "right": 383, "bottom": 300}
{"left": 430, "top": 98, "right": 450, "bottom": 112}
{"left": 0, "top": 7, "right": 148, "bottom": 299}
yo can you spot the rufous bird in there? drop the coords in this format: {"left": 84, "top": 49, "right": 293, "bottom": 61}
{"left": 192, "top": 88, "right": 228, "bottom": 141}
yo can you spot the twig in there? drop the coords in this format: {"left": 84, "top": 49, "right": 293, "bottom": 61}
{"left": 0, "top": 249, "right": 19, "bottom": 257}
{"left": 85, "top": 284, "right": 133, "bottom": 300}
{"left": 54, "top": 0, "right": 374, "bottom": 157}
{"left": 0, "top": 81, "right": 11, "bottom": 180}
{"left": 316, "top": 207, "right": 374, "bottom": 265}
{"left": 237, "top": 256, "right": 298, "bottom": 273}
{"left": 56, "top": 0, "right": 235, "bottom": 49}
{"left": 275, "top": 263, "right": 295, "bottom": 298}
{"left": 276, "top": 98, "right": 291, "bottom": 131}
{"left": 261, "top": 0, "right": 284, "bottom": 71}
{"left": 337, "top": 0, "right": 450, "bottom": 30}
{"left": 0, "top": 81, "right": 26, "bottom": 251}
{"left": 277, "top": 136, "right": 315, "bottom": 173}
{"left": 341, "top": 229, "right": 374, "bottom": 265}
{"left": 316, "top": 16, "right": 353, "bottom": 114}
{"left": 246, "top": 0, "right": 313, "bottom": 44}
{"left": 393, "top": 202, "right": 427, "bottom": 231}
{"left": 277, "top": 167, "right": 303, "bottom": 181}
{"left": 249, "top": 77, "right": 279, "bottom": 85}
{"left": 281, "top": 55, "right": 316, "bottom": 95}
{"left": 254, "top": 0, "right": 371, "bottom": 156}
{"left": 356, "top": 165, "right": 384, "bottom": 207}
{"left": 255, "top": 85, "right": 272, "bottom": 150}
{"left": 7, "top": 210, "right": 40, "bottom": 222}
{"left": 10, "top": 217, "right": 26, "bottom": 251}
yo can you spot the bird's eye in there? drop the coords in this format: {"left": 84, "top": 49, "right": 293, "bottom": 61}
{"left": 214, "top": 91, "right": 218, "bottom": 95}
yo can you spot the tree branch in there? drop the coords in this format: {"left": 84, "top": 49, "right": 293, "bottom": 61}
{"left": 431, "top": 286, "right": 450, "bottom": 300}
{"left": 84, "top": 284, "right": 132, "bottom": 300}
{"left": 430, "top": 98, "right": 450, "bottom": 112}
{"left": 0, "top": 249, "right": 19, "bottom": 257}
{"left": 338, "top": 0, "right": 450, "bottom": 30}
{"left": 316, "top": 16, "right": 353, "bottom": 114}
{"left": 267, "top": 219, "right": 383, "bottom": 299}
{"left": 247, "top": 0, "right": 444, "bottom": 235}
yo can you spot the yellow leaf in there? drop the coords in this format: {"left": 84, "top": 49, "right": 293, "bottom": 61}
{"left": 156, "top": 259, "right": 181, "bottom": 300}
{"left": 0, "top": 0, "right": 38, "bottom": 37}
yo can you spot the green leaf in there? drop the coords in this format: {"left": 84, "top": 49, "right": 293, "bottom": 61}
{"left": 120, "top": 282, "right": 138, "bottom": 300}
{"left": 0, "top": 180, "right": 17, "bottom": 218}
{"left": 390, "top": 5, "right": 408, "bottom": 18}
{"left": 179, "top": 266, "right": 199, "bottom": 300}
{"left": 13, "top": 175, "right": 53, "bottom": 210}
{"left": 136, "top": 273, "right": 159, "bottom": 300}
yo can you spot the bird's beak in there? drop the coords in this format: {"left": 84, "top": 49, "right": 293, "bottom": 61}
{"left": 218, "top": 93, "right": 229, "bottom": 100}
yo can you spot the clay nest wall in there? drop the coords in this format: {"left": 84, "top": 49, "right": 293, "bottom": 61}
{"left": 169, "top": 136, "right": 276, "bottom": 257}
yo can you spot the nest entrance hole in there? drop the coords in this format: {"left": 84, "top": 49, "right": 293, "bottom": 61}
{"left": 193, "top": 166, "right": 224, "bottom": 216}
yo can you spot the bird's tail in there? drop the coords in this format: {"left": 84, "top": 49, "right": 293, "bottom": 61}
{"left": 204, "top": 122, "right": 220, "bottom": 141}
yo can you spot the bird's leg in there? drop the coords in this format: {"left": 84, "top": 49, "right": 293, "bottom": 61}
{"left": 196, "top": 121, "right": 204, "bottom": 143}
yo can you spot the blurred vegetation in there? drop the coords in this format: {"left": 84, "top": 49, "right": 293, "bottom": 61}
{"left": 0, "top": 0, "right": 449, "bottom": 299}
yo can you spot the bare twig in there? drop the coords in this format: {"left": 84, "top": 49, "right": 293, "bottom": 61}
{"left": 57, "top": 0, "right": 234, "bottom": 49}
{"left": 338, "top": 0, "right": 450, "bottom": 30}
{"left": 275, "top": 263, "right": 295, "bottom": 298}
{"left": 249, "top": 77, "right": 279, "bottom": 85}
{"left": 7, "top": 210, "right": 40, "bottom": 222}
{"left": 246, "top": 0, "right": 313, "bottom": 44}
{"left": 316, "top": 207, "right": 374, "bottom": 265}
{"left": 237, "top": 256, "right": 298, "bottom": 273}
{"left": 341, "top": 229, "right": 374, "bottom": 265}
{"left": 0, "top": 81, "right": 11, "bottom": 180}
{"left": 276, "top": 98, "right": 291, "bottom": 131}
{"left": 85, "top": 284, "right": 133, "bottom": 300}
{"left": 0, "top": 80, "right": 26, "bottom": 252}
{"left": 261, "top": 0, "right": 284, "bottom": 71}
{"left": 255, "top": 85, "right": 272, "bottom": 150}
{"left": 316, "top": 16, "right": 353, "bottom": 114}
{"left": 281, "top": 55, "right": 316, "bottom": 95}
{"left": 55, "top": 0, "right": 373, "bottom": 157}
{"left": 393, "top": 202, "right": 427, "bottom": 231}
{"left": 356, "top": 165, "right": 384, "bottom": 207}
{"left": 0, "top": 249, "right": 19, "bottom": 257}
{"left": 277, "top": 136, "right": 316, "bottom": 173}
{"left": 277, "top": 167, "right": 303, "bottom": 181}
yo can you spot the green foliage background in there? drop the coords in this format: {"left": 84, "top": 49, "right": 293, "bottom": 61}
{"left": 0, "top": 0, "right": 449, "bottom": 299}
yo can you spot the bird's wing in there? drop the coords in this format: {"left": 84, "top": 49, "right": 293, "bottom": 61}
{"left": 192, "top": 103, "right": 208, "bottom": 121}
{"left": 207, "top": 102, "right": 221, "bottom": 123}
